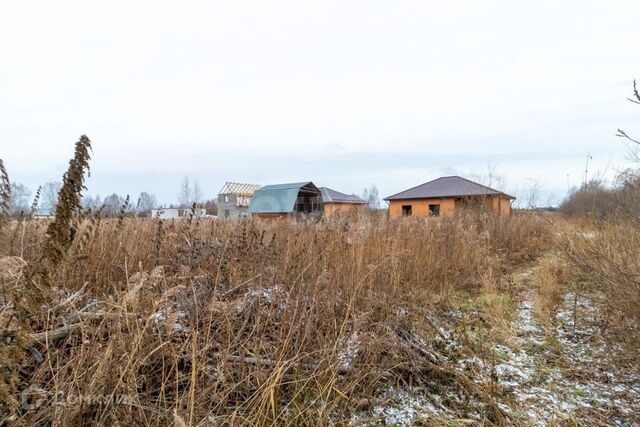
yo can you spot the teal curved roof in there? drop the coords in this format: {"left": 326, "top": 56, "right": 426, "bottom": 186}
{"left": 248, "top": 182, "right": 315, "bottom": 214}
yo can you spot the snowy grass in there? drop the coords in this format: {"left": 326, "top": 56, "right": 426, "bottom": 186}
{"left": 352, "top": 263, "right": 640, "bottom": 426}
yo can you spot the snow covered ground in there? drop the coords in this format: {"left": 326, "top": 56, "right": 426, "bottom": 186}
{"left": 492, "top": 292, "right": 640, "bottom": 426}
{"left": 462, "top": 290, "right": 639, "bottom": 425}
{"left": 351, "top": 278, "right": 640, "bottom": 425}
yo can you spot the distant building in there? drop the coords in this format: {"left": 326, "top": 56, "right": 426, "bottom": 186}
{"left": 33, "top": 207, "right": 55, "bottom": 220}
{"left": 319, "top": 187, "right": 367, "bottom": 215}
{"left": 217, "top": 182, "right": 262, "bottom": 219}
{"left": 248, "top": 182, "right": 323, "bottom": 219}
{"left": 150, "top": 208, "right": 207, "bottom": 219}
{"left": 384, "top": 176, "right": 514, "bottom": 218}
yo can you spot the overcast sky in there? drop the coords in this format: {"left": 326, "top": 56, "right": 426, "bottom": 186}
{"left": 2, "top": 1, "right": 639, "bottom": 207}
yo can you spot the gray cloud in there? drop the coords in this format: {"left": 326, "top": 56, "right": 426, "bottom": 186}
{"left": 1, "top": 1, "right": 639, "bottom": 206}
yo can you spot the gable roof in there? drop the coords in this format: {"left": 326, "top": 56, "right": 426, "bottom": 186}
{"left": 384, "top": 176, "right": 515, "bottom": 201}
{"left": 319, "top": 187, "right": 367, "bottom": 204}
{"left": 248, "top": 182, "right": 320, "bottom": 214}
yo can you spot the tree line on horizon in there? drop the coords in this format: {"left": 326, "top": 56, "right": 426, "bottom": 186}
{"left": 5, "top": 176, "right": 219, "bottom": 218}
{"left": 5, "top": 175, "right": 385, "bottom": 218}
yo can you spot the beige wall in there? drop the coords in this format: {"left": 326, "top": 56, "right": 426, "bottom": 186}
{"left": 323, "top": 203, "right": 366, "bottom": 215}
{"left": 388, "top": 195, "right": 512, "bottom": 218}
{"left": 491, "top": 196, "right": 513, "bottom": 216}
{"left": 388, "top": 198, "right": 456, "bottom": 218}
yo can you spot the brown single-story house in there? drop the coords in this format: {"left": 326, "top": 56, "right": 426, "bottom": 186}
{"left": 384, "top": 176, "right": 515, "bottom": 218}
{"left": 319, "top": 187, "right": 367, "bottom": 215}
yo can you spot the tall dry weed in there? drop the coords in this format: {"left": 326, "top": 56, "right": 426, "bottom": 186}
{"left": 43, "top": 135, "right": 91, "bottom": 269}
{"left": 0, "top": 159, "right": 11, "bottom": 234}
{"left": 29, "top": 185, "right": 41, "bottom": 220}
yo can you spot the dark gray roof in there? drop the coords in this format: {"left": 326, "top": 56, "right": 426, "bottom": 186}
{"left": 319, "top": 187, "right": 367, "bottom": 204}
{"left": 384, "top": 176, "right": 515, "bottom": 201}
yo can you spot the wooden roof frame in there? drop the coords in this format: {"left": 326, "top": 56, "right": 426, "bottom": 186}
{"left": 218, "top": 182, "right": 262, "bottom": 196}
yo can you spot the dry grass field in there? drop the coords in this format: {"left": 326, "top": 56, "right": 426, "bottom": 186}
{"left": 1, "top": 140, "right": 639, "bottom": 426}
{"left": 1, "top": 210, "right": 638, "bottom": 426}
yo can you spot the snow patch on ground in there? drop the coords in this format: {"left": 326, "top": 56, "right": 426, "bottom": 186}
{"left": 349, "top": 272, "right": 639, "bottom": 426}
{"left": 350, "top": 388, "right": 448, "bottom": 426}
{"left": 337, "top": 331, "right": 360, "bottom": 372}
{"left": 150, "top": 308, "right": 189, "bottom": 333}
{"left": 244, "top": 284, "right": 286, "bottom": 303}
{"left": 493, "top": 292, "right": 640, "bottom": 425}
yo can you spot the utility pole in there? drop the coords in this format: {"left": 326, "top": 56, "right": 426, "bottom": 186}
{"left": 583, "top": 152, "right": 592, "bottom": 187}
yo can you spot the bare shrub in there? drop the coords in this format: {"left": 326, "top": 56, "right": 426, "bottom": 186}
{"left": 562, "top": 223, "right": 640, "bottom": 349}
{"left": 614, "top": 168, "right": 640, "bottom": 221}
{"left": 559, "top": 179, "right": 615, "bottom": 219}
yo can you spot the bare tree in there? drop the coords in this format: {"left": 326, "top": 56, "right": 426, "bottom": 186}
{"left": 362, "top": 185, "right": 380, "bottom": 209}
{"left": 193, "top": 180, "right": 203, "bottom": 207}
{"left": 81, "top": 194, "right": 102, "bottom": 210}
{"left": 560, "top": 79, "right": 640, "bottom": 219}
{"left": 81, "top": 194, "right": 93, "bottom": 209}
{"left": 469, "top": 163, "right": 506, "bottom": 191}
{"left": 41, "top": 181, "right": 62, "bottom": 210}
{"left": 617, "top": 79, "right": 640, "bottom": 148}
{"left": 10, "top": 182, "right": 31, "bottom": 214}
{"left": 137, "top": 192, "right": 157, "bottom": 215}
{"left": 103, "top": 193, "right": 124, "bottom": 217}
{"left": 524, "top": 178, "right": 542, "bottom": 209}
{"left": 615, "top": 79, "right": 640, "bottom": 220}
{"left": 178, "top": 176, "right": 192, "bottom": 208}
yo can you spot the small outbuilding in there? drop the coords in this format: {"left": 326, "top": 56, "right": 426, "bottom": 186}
{"left": 319, "top": 187, "right": 367, "bottom": 215}
{"left": 218, "top": 182, "right": 262, "bottom": 219}
{"left": 248, "top": 182, "right": 323, "bottom": 219}
{"left": 33, "top": 207, "right": 55, "bottom": 220}
{"left": 384, "top": 176, "right": 514, "bottom": 218}
{"left": 150, "top": 208, "right": 207, "bottom": 219}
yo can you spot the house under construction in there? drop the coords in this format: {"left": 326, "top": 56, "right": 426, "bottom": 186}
{"left": 217, "top": 182, "right": 262, "bottom": 219}
{"left": 248, "top": 182, "right": 323, "bottom": 219}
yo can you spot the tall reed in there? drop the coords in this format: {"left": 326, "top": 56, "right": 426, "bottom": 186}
{"left": 43, "top": 135, "right": 92, "bottom": 270}
{"left": 0, "top": 159, "right": 11, "bottom": 235}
